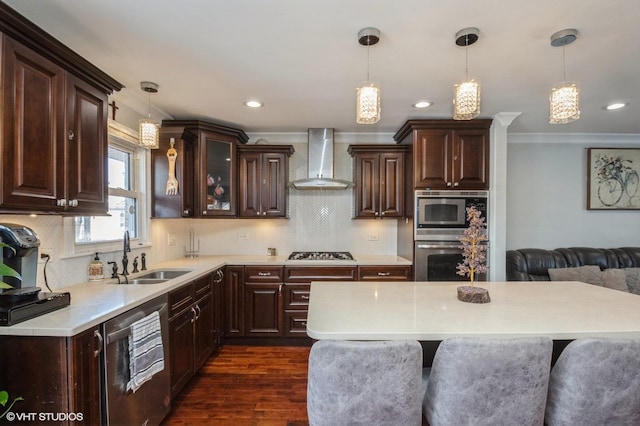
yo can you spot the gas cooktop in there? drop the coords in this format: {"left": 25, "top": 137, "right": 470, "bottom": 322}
{"left": 287, "top": 251, "right": 354, "bottom": 261}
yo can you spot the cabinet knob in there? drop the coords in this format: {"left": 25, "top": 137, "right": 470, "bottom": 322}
{"left": 374, "top": 212, "right": 379, "bottom": 216}
{"left": 69, "top": 199, "right": 78, "bottom": 207}
{"left": 301, "top": 295, "right": 310, "bottom": 300}
{"left": 68, "top": 130, "right": 75, "bottom": 140}
{"left": 183, "top": 209, "right": 191, "bottom": 216}
{"left": 453, "top": 182, "right": 459, "bottom": 187}
{"left": 381, "top": 211, "right": 385, "bottom": 216}
{"left": 57, "top": 199, "right": 67, "bottom": 207}
{"left": 447, "top": 182, "right": 452, "bottom": 187}
{"left": 202, "top": 211, "right": 207, "bottom": 215}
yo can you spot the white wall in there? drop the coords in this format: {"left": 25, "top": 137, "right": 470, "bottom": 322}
{"left": 506, "top": 134, "right": 640, "bottom": 249}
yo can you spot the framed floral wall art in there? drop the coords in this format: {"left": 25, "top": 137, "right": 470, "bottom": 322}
{"left": 587, "top": 148, "right": 640, "bottom": 210}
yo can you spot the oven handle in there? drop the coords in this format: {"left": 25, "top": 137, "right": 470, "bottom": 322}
{"left": 416, "top": 244, "right": 460, "bottom": 249}
{"left": 106, "top": 303, "right": 168, "bottom": 345}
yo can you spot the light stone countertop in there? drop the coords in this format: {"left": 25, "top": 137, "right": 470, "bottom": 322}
{"left": 0, "top": 254, "right": 410, "bottom": 337}
{"left": 306, "top": 280, "right": 640, "bottom": 341}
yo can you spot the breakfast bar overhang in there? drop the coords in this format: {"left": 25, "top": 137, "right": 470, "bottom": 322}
{"left": 306, "top": 281, "right": 640, "bottom": 341}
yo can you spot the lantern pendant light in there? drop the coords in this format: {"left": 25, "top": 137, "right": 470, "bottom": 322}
{"left": 139, "top": 81, "right": 160, "bottom": 149}
{"left": 356, "top": 27, "right": 381, "bottom": 124}
{"left": 549, "top": 29, "right": 580, "bottom": 124}
{"left": 453, "top": 27, "right": 481, "bottom": 121}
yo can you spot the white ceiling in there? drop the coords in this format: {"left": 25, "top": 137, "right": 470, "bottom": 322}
{"left": 5, "top": 0, "right": 640, "bottom": 134}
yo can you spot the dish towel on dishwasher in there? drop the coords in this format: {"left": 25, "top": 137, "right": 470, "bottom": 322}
{"left": 127, "top": 311, "right": 165, "bottom": 393}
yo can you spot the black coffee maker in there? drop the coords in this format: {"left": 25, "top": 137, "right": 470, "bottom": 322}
{"left": 0, "top": 223, "right": 71, "bottom": 326}
{"left": 0, "top": 223, "right": 40, "bottom": 288}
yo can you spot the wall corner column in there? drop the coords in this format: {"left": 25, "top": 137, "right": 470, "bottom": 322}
{"left": 489, "top": 112, "right": 521, "bottom": 281}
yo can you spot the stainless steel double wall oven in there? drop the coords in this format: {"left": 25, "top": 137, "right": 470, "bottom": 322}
{"left": 413, "top": 190, "right": 489, "bottom": 281}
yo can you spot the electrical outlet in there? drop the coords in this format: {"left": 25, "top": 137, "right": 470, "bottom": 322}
{"left": 368, "top": 233, "right": 379, "bottom": 241}
{"left": 167, "top": 233, "right": 176, "bottom": 246}
{"left": 238, "top": 232, "right": 248, "bottom": 240}
{"left": 39, "top": 250, "right": 53, "bottom": 263}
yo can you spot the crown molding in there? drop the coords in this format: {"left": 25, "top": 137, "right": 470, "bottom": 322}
{"left": 508, "top": 132, "right": 640, "bottom": 144}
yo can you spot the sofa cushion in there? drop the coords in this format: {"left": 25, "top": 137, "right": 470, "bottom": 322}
{"left": 601, "top": 268, "right": 628, "bottom": 292}
{"left": 548, "top": 265, "right": 603, "bottom": 284}
{"left": 624, "top": 268, "right": 640, "bottom": 295}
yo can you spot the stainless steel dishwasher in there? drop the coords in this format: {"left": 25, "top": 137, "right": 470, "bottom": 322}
{"left": 102, "top": 295, "right": 171, "bottom": 425}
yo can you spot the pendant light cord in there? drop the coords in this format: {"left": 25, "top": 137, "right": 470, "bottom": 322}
{"left": 562, "top": 44, "right": 566, "bottom": 82}
{"left": 366, "top": 37, "right": 371, "bottom": 81}
{"left": 464, "top": 33, "right": 469, "bottom": 79}
{"left": 147, "top": 92, "right": 152, "bottom": 119}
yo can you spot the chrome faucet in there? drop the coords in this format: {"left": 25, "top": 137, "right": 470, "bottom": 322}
{"left": 122, "top": 231, "right": 131, "bottom": 275}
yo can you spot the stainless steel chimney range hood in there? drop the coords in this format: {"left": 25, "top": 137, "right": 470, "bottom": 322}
{"left": 289, "top": 128, "right": 354, "bottom": 190}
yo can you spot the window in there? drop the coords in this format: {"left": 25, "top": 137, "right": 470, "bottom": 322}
{"left": 75, "top": 146, "right": 139, "bottom": 243}
{"left": 67, "top": 122, "right": 148, "bottom": 254}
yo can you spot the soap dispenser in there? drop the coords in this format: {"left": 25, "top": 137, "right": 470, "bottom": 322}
{"left": 88, "top": 252, "right": 104, "bottom": 281}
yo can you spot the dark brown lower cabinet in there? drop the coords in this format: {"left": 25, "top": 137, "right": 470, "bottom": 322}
{"left": 224, "top": 265, "right": 245, "bottom": 336}
{"left": 0, "top": 326, "right": 103, "bottom": 425}
{"left": 244, "top": 266, "right": 284, "bottom": 337}
{"left": 168, "top": 273, "right": 215, "bottom": 399}
{"left": 358, "top": 265, "right": 412, "bottom": 281}
{"left": 223, "top": 265, "right": 411, "bottom": 340}
{"left": 283, "top": 282, "right": 312, "bottom": 336}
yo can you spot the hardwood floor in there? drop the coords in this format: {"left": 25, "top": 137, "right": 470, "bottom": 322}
{"left": 162, "top": 345, "right": 311, "bottom": 425}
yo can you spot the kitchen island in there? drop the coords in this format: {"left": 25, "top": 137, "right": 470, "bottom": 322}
{"left": 306, "top": 280, "right": 640, "bottom": 340}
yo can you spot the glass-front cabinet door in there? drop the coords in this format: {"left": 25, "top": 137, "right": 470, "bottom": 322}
{"left": 200, "top": 132, "right": 237, "bottom": 217}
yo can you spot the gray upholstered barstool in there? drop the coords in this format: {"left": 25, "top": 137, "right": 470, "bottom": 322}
{"left": 422, "top": 336, "right": 553, "bottom": 426}
{"left": 545, "top": 337, "right": 640, "bottom": 426}
{"left": 306, "top": 339, "right": 423, "bottom": 426}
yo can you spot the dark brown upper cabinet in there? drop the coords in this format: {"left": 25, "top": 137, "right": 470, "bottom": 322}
{"left": 394, "top": 119, "right": 492, "bottom": 190}
{"left": 238, "top": 145, "right": 294, "bottom": 218}
{"left": 0, "top": 4, "right": 122, "bottom": 214}
{"left": 348, "top": 144, "right": 411, "bottom": 219}
{"left": 151, "top": 120, "right": 248, "bottom": 218}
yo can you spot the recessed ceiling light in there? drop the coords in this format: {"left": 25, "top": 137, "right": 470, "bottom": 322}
{"left": 412, "top": 100, "right": 433, "bottom": 109}
{"left": 244, "top": 100, "right": 263, "bottom": 108}
{"left": 605, "top": 102, "right": 626, "bottom": 110}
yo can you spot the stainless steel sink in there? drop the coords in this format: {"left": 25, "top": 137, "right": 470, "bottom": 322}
{"left": 109, "top": 269, "right": 193, "bottom": 284}
{"left": 127, "top": 278, "right": 169, "bottom": 285}
{"left": 136, "top": 269, "right": 192, "bottom": 280}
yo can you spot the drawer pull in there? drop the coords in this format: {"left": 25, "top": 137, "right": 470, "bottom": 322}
{"left": 377, "top": 272, "right": 391, "bottom": 276}
{"left": 300, "top": 295, "right": 310, "bottom": 300}
{"left": 258, "top": 272, "right": 272, "bottom": 276}
{"left": 94, "top": 329, "right": 103, "bottom": 357}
